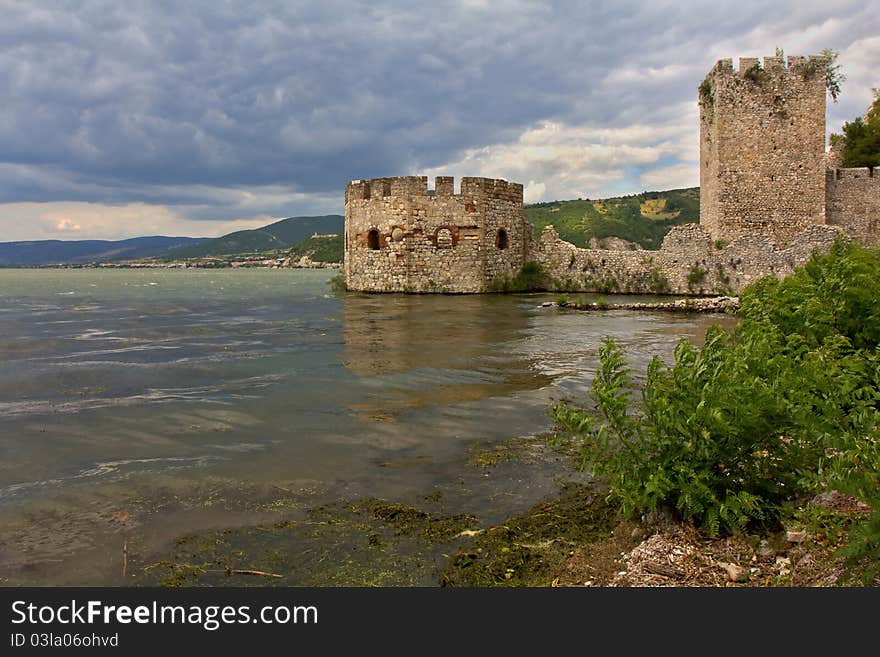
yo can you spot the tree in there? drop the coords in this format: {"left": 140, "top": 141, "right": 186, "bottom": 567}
{"left": 821, "top": 48, "right": 846, "bottom": 103}
{"left": 839, "top": 89, "right": 880, "bottom": 168}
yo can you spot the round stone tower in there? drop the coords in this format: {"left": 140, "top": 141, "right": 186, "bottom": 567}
{"left": 344, "top": 175, "right": 531, "bottom": 293}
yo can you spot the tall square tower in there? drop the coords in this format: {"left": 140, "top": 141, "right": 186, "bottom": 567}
{"left": 699, "top": 55, "right": 828, "bottom": 247}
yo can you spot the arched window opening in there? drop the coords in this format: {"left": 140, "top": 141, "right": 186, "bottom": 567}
{"left": 367, "top": 229, "right": 380, "bottom": 250}
{"left": 436, "top": 228, "right": 453, "bottom": 248}
{"left": 495, "top": 228, "right": 509, "bottom": 250}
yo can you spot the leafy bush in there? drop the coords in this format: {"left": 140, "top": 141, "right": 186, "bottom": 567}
{"left": 649, "top": 268, "right": 671, "bottom": 295}
{"left": 488, "top": 261, "right": 550, "bottom": 292}
{"left": 687, "top": 265, "right": 708, "bottom": 292}
{"left": 552, "top": 238, "right": 880, "bottom": 577}
{"left": 837, "top": 90, "right": 880, "bottom": 169}
{"left": 328, "top": 273, "right": 347, "bottom": 293}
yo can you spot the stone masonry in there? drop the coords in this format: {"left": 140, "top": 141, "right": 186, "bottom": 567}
{"left": 344, "top": 53, "right": 878, "bottom": 295}
{"left": 699, "top": 55, "right": 828, "bottom": 247}
{"left": 344, "top": 176, "right": 531, "bottom": 292}
{"left": 826, "top": 167, "right": 880, "bottom": 247}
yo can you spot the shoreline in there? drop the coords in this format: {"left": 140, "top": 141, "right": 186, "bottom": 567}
{"left": 544, "top": 295, "right": 741, "bottom": 314}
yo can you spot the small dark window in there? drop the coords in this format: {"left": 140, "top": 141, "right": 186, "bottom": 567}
{"left": 367, "top": 229, "right": 380, "bottom": 250}
{"left": 495, "top": 228, "right": 508, "bottom": 250}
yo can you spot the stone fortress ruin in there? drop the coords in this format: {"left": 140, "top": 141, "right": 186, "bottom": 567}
{"left": 344, "top": 54, "right": 879, "bottom": 295}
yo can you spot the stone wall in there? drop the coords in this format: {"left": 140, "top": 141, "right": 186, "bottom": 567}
{"left": 700, "top": 55, "right": 828, "bottom": 247}
{"left": 826, "top": 168, "right": 880, "bottom": 247}
{"left": 534, "top": 222, "right": 842, "bottom": 296}
{"left": 344, "top": 176, "right": 530, "bottom": 292}
{"left": 343, "top": 54, "right": 876, "bottom": 297}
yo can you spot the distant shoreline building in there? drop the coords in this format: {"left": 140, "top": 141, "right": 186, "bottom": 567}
{"left": 344, "top": 54, "right": 878, "bottom": 294}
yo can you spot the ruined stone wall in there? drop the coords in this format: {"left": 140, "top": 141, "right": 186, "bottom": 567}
{"left": 534, "top": 223, "right": 842, "bottom": 296}
{"left": 826, "top": 168, "right": 880, "bottom": 247}
{"left": 344, "top": 176, "right": 528, "bottom": 292}
{"left": 700, "top": 55, "right": 828, "bottom": 247}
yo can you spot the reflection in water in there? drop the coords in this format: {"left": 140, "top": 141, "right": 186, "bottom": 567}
{"left": 340, "top": 293, "right": 550, "bottom": 419}
{"left": 0, "top": 269, "right": 738, "bottom": 585}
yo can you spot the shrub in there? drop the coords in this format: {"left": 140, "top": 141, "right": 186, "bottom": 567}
{"left": 328, "top": 273, "right": 347, "bottom": 293}
{"left": 687, "top": 265, "right": 708, "bottom": 292}
{"left": 552, "top": 238, "right": 880, "bottom": 579}
{"left": 488, "top": 261, "right": 550, "bottom": 292}
{"left": 649, "top": 268, "right": 671, "bottom": 295}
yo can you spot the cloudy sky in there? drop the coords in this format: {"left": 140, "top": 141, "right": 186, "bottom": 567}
{"left": 1, "top": 1, "right": 878, "bottom": 241}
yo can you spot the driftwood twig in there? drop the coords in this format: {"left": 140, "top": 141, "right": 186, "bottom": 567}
{"left": 207, "top": 568, "right": 283, "bottom": 579}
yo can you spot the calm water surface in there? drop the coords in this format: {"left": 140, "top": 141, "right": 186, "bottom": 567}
{"left": 0, "top": 268, "right": 734, "bottom": 584}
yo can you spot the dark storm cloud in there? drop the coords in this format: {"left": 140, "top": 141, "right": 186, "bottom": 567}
{"left": 0, "top": 0, "right": 877, "bottom": 214}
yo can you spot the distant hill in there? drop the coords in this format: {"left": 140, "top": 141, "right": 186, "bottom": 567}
{"left": 288, "top": 234, "right": 343, "bottom": 263}
{"left": 0, "top": 193, "right": 699, "bottom": 267}
{"left": 524, "top": 187, "right": 699, "bottom": 249}
{"left": 0, "top": 236, "right": 209, "bottom": 266}
{"left": 168, "top": 215, "right": 344, "bottom": 259}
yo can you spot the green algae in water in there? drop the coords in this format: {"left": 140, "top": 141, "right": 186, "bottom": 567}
{"left": 142, "top": 498, "right": 479, "bottom": 587}
{"left": 438, "top": 483, "right": 616, "bottom": 587}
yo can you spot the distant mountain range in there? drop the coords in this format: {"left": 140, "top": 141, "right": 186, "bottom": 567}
{"left": 0, "top": 189, "right": 699, "bottom": 266}
{"left": 0, "top": 236, "right": 209, "bottom": 266}
{"left": 0, "top": 215, "right": 344, "bottom": 266}
{"left": 166, "top": 215, "right": 343, "bottom": 259}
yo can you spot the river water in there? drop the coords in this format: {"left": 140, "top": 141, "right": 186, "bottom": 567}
{"left": 0, "top": 268, "right": 735, "bottom": 585}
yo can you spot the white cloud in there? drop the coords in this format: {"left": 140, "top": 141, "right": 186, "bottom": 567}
{"left": 0, "top": 202, "right": 275, "bottom": 241}
{"left": 422, "top": 117, "right": 697, "bottom": 202}
{"left": 0, "top": 1, "right": 877, "bottom": 239}
{"left": 523, "top": 181, "right": 545, "bottom": 204}
{"left": 54, "top": 218, "right": 82, "bottom": 232}
{"left": 640, "top": 164, "right": 699, "bottom": 190}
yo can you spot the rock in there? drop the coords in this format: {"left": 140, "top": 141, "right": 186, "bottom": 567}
{"left": 756, "top": 539, "right": 775, "bottom": 558}
{"left": 720, "top": 562, "right": 750, "bottom": 582}
{"left": 809, "top": 490, "right": 872, "bottom": 514}
{"left": 796, "top": 554, "right": 814, "bottom": 569}
{"left": 641, "top": 509, "right": 676, "bottom": 531}
{"left": 786, "top": 530, "right": 807, "bottom": 543}
{"left": 775, "top": 556, "right": 791, "bottom": 577}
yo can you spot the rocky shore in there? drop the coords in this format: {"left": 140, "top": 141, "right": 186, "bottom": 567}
{"left": 543, "top": 295, "right": 740, "bottom": 314}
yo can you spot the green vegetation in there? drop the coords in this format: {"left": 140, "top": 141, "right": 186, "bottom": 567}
{"left": 820, "top": 48, "right": 846, "bottom": 103}
{"left": 649, "top": 268, "right": 672, "bottom": 295}
{"left": 835, "top": 89, "right": 880, "bottom": 168}
{"left": 552, "top": 238, "right": 880, "bottom": 581}
{"left": 168, "top": 215, "right": 343, "bottom": 259}
{"left": 488, "top": 261, "right": 550, "bottom": 292}
{"left": 328, "top": 273, "right": 347, "bottom": 293}
{"left": 743, "top": 61, "right": 767, "bottom": 84}
{"left": 144, "top": 496, "right": 478, "bottom": 587}
{"left": 524, "top": 188, "right": 698, "bottom": 250}
{"left": 288, "top": 234, "right": 343, "bottom": 263}
{"left": 439, "top": 484, "right": 616, "bottom": 587}
{"left": 687, "top": 264, "right": 708, "bottom": 292}
{"left": 698, "top": 79, "right": 713, "bottom": 108}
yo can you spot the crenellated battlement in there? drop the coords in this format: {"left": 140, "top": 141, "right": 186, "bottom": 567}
{"left": 828, "top": 167, "right": 876, "bottom": 181}
{"left": 345, "top": 176, "right": 522, "bottom": 204}
{"left": 707, "top": 54, "right": 828, "bottom": 80}
{"left": 700, "top": 53, "right": 828, "bottom": 247}
{"left": 342, "top": 50, "right": 876, "bottom": 296}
